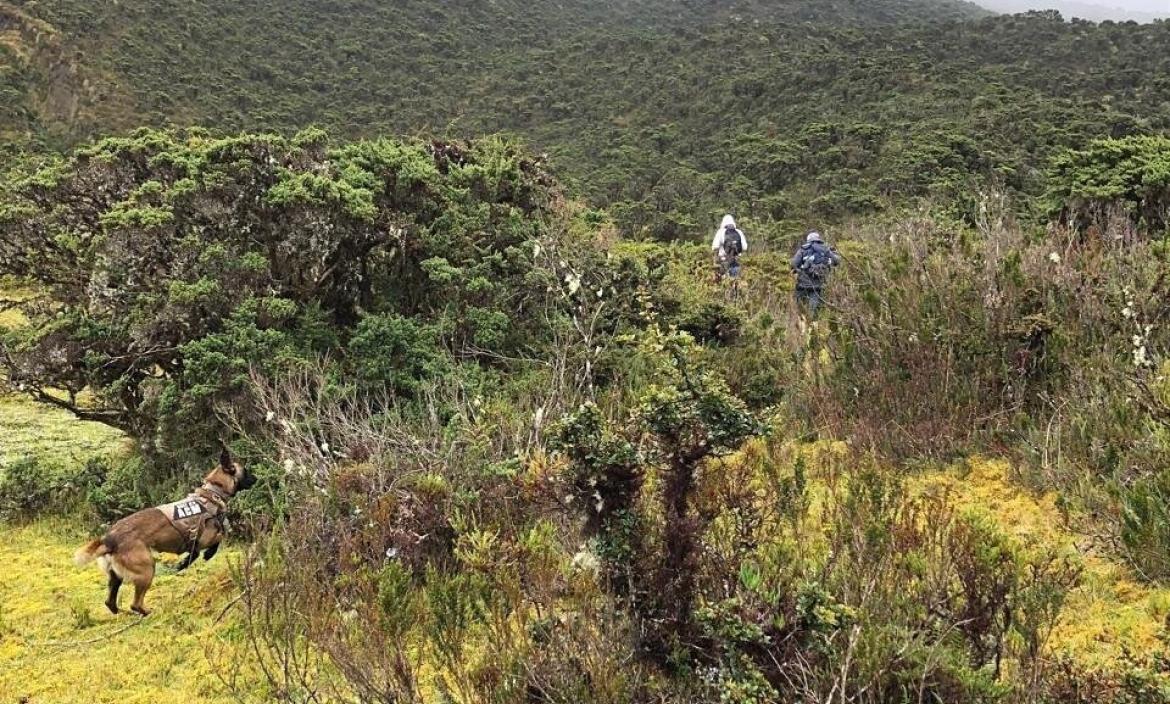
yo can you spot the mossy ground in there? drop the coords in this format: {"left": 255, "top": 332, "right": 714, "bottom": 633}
{"left": 0, "top": 520, "right": 261, "bottom": 704}
{"left": 0, "top": 393, "right": 128, "bottom": 469}
{"left": 913, "top": 458, "right": 1170, "bottom": 672}
{"left": 1, "top": 284, "right": 259, "bottom": 703}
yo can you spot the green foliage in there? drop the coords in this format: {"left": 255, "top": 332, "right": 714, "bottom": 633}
{"left": 552, "top": 329, "right": 763, "bottom": 662}
{"left": 4, "top": 3, "right": 1170, "bottom": 235}
{"left": 638, "top": 376, "right": 759, "bottom": 456}
{"left": 1048, "top": 135, "right": 1170, "bottom": 233}
{"left": 549, "top": 401, "right": 641, "bottom": 536}
{"left": 348, "top": 314, "right": 447, "bottom": 395}
{"left": 79, "top": 455, "right": 167, "bottom": 523}
{"left": 1120, "top": 469, "right": 1170, "bottom": 581}
{"left": 0, "top": 457, "right": 60, "bottom": 519}
{"left": 0, "top": 129, "right": 558, "bottom": 464}
{"left": 0, "top": 451, "right": 186, "bottom": 525}
{"left": 707, "top": 651, "right": 779, "bottom": 704}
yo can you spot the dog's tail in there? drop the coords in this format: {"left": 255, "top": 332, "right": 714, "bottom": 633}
{"left": 74, "top": 538, "right": 112, "bottom": 566}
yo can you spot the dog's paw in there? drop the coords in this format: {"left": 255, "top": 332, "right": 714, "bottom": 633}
{"left": 131, "top": 606, "right": 151, "bottom": 617}
{"left": 105, "top": 600, "right": 119, "bottom": 615}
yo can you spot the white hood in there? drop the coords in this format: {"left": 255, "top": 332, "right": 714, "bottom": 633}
{"left": 712, "top": 215, "right": 746, "bottom": 254}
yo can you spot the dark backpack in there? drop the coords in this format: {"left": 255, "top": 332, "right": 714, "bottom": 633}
{"left": 723, "top": 226, "right": 743, "bottom": 257}
{"left": 799, "top": 244, "right": 834, "bottom": 281}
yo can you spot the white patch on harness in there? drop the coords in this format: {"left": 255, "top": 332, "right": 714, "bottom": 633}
{"left": 172, "top": 498, "right": 206, "bottom": 520}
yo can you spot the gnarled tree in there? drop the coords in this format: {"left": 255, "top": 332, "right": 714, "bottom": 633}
{"left": 0, "top": 128, "right": 558, "bottom": 460}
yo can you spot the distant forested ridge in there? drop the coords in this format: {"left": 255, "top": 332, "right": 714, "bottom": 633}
{"left": 2, "top": 0, "right": 1169, "bottom": 234}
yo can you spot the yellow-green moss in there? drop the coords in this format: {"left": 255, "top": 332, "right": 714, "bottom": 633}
{"left": 911, "top": 458, "right": 1170, "bottom": 671}
{"left": 0, "top": 280, "right": 32, "bottom": 329}
{"left": 0, "top": 393, "right": 128, "bottom": 469}
{"left": 0, "top": 307, "right": 24, "bottom": 328}
{"left": 0, "top": 521, "right": 264, "bottom": 703}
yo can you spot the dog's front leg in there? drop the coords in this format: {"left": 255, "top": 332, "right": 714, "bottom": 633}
{"left": 202, "top": 542, "right": 220, "bottom": 562}
{"left": 175, "top": 551, "right": 196, "bottom": 571}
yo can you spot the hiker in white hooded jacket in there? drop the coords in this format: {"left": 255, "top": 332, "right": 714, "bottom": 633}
{"left": 711, "top": 214, "right": 748, "bottom": 281}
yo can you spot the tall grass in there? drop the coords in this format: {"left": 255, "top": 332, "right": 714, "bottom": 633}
{"left": 215, "top": 303, "right": 1149, "bottom": 702}
{"left": 723, "top": 208, "right": 1170, "bottom": 581}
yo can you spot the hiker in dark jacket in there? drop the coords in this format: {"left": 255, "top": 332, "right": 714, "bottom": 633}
{"left": 790, "top": 231, "right": 841, "bottom": 319}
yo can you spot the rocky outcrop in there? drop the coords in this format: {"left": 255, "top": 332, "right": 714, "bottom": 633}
{"left": 0, "top": 2, "right": 86, "bottom": 133}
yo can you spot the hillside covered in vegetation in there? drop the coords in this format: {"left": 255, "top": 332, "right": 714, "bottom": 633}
{"left": 3, "top": 0, "right": 1168, "bottom": 233}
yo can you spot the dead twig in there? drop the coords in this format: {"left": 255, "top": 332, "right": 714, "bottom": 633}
{"left": 33, "top": 615, "right": 146, "bottom": 650}
{"left": 214, "top": 591, "right": 246, "bottom": 624}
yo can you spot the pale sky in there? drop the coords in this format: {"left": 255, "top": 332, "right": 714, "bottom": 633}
{"left": 978, "top": 0, "right": 1169, "bottom": 20}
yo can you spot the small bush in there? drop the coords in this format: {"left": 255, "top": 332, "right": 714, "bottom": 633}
{"left": 80, "top": 455, "right": 175, "bottom": 524}
{"left": 69, "top": 600, "right": 95, "bottom": 630}
{"left": 0, "top": 456, "right": 60, "bottom": 519}
{"left": 1119, "top": 469, "right": 1170, "bottom": 581}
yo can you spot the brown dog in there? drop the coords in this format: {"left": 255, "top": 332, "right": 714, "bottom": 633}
{"left": 74, "top": 448, "right": 255, "bottom": 615}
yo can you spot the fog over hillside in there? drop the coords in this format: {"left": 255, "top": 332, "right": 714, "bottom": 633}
{"left": 979, "top": 0, "right": 1168, "bottom": 21}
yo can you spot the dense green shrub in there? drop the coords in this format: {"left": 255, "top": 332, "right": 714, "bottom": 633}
{"left": 555, "top": 330, "right": 764, "bottom": 663}
{"left": 348, "top": 314, "right": 448, "bottom": 395}
{"left": 0, "top": 453, "right": 171, "bottom": 523}
{"left": 0, "top": 129, "right": 561, "bottom": 465}
{"left": 1120, "top": 469, "right": 1170, "bottom": 581}
{"left": 1048, "top": 135, "right": 1170, "bottom": 234}
{"left": 0, "top": 457, "right": 60, "bottom": 519}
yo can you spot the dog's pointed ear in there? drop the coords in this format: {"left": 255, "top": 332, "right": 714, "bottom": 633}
{"left": 219, "top": 445, "right": 235, "bottom": 474}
